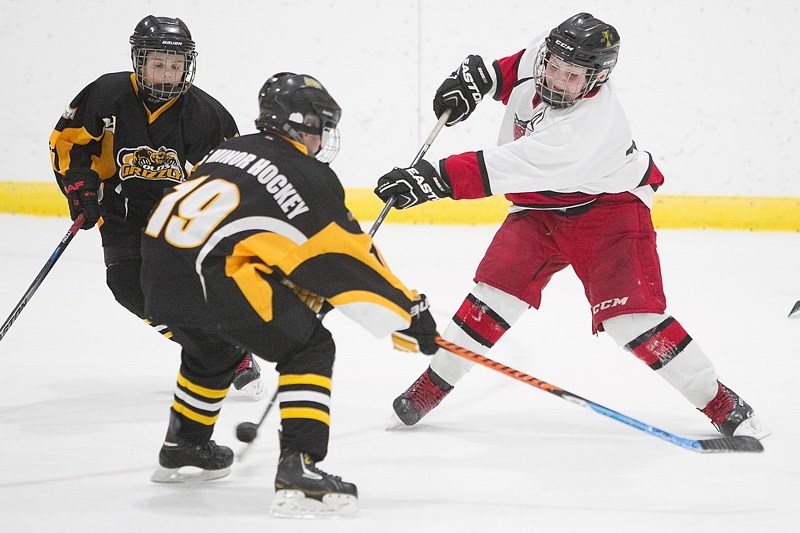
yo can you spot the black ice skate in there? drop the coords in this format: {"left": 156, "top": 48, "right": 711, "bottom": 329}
{"left": 233, "top": 353, "right": 267, "bottom": 400}
{"left": 150, "top": 440, "right": 234, "bottom": 483}
{"left": 700, "top": 382, "right": 771, "bottom": 439}
{"left": 389, "top": 367, "right": 454, "bottom": 428}
{"left": 270, "top": 450, "right": 358, "bottom": 519}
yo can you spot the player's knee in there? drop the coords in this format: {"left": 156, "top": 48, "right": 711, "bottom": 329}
{"left": 448, "top": 283, "right": 528, "bottom": 349}
{"left": 602, "top": 312, "right": 667, "bottom": 347}
{"left": 471, "top": 282, "right": 529, "bottom": 324}
{"left": 279, "top": 324, "right": 335, "bottom": 376}
{"left": 104, "top": 247, "right": 145, "bottom": 317}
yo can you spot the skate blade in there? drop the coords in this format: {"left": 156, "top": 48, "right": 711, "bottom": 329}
{"left": 733, "top": 417, "right": 772, "bottom": 440}
{"left": 269, "top": 490, "right": 358, "bottom": 519}
{"left": 385, "top": 412, "right": 409, "bottom": 431}
{"left": 150, "top": 465, "right": 231, "bottom": 484}
{"left": 244, "top": 379, "right": 267, "bottom": 401}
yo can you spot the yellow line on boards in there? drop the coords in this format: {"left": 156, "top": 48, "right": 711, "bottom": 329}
{"left": 1, "top": 182, "right": 798, "bottom": 231}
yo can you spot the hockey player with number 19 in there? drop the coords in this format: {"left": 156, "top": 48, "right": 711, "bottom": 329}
{"left": 141, "top": 72, "right": 438, "bottom": 517}
{"left": 375, "top": 13, "right": 770, "bottom": 440}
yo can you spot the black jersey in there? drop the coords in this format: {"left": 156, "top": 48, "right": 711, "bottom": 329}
{"left": 140, "top": 133, "right": 416, "bottom": 335}
{"left": 50, "top": 72, "right": 238, "bottom": 248}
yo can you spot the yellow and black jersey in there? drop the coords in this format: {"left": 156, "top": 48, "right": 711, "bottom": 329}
{"left": 49, "top": 71, "right": 238, "bottom": 247}
{"left": 140, "top": 133, "right": 417, "bottom": 337}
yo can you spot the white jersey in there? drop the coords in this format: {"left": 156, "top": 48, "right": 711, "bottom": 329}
{"left": 438, "top": 35, "right": 662, "bottom": 211}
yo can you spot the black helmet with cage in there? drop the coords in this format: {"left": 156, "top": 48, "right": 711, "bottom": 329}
{"left": 129, "top": 15, "right": 197, "bottom": 103}
{"left": 255, "top": 72, "right": 342, "bottom": 163}
{"left": 533, "top": 13, "right": 620, "bottom": 108}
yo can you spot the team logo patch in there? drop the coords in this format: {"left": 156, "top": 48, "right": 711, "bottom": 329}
{"left": 591, "top": 296, "right": 629, "bottom": 315}
{"left": 117, "top": 146, "right": 184, "bottom": 182}
{"left": 513, "top": 108, "right": 546, "bottom": 139}
{"left": 61, "top": 105, "right": 77, "bottom": 120}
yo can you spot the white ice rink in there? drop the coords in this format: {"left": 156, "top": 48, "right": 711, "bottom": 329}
{"left": 1, "top": 214, "right": 798, "bottom": 532}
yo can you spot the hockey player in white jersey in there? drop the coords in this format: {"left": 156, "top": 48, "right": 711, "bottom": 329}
{"left": 375, "top": 12, "right": 770, "bottom": 440}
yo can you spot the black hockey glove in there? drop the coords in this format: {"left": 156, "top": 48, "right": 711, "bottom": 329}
{"left": 61, "top": 168, "right": 100, "bottom": 229}
{"left": 391, "top": 294, "right": 439, "bottom": 355}
{"left": 374, "top": 160, "right": 452, "bottom": 210}
{"left": 433, "top": 54, "right": 494, "bottom": 126}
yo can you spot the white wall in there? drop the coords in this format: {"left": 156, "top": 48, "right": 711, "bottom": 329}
{"left": 2, "top": 0, "right": 798, "bottom": 196}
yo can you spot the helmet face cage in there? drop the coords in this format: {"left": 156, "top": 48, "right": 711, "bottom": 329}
{"left": 132, "top": 47, "right": 196, "bottom": 102}
{"left": 316, "top": 127, "right": 340, "bottom": 164}
{"left": 533, "top": 42, "right": 603, "bottom": 108}
{"left": 130, "top": 16, "right": 197, "bottom": 102}
{"left": 256, "top": 74, "right": 342, "bottom": 163}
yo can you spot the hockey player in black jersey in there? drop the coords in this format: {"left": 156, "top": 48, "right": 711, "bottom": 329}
{"left": 49, "top": 15, "right": 264, "bottom": 399}
{"left": 140, "top": 72, "right": 438, "bottom": 517}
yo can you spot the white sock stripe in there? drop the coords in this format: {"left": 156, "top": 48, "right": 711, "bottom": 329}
{"left": 278, "top": 390, "right": 331, "bottom": 407}
{"left": 471, "top": 282, "right": 529, "bottom": 325}
{"left": 602, "top": 312, "right": 667, "bottom": 346}
{"left": 174, "top": 388, "right": 222, "bottom": 412}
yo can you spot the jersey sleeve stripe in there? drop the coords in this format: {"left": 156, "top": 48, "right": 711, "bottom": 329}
{"left": 440, "top": 152, "right": 493, "bottom": 200}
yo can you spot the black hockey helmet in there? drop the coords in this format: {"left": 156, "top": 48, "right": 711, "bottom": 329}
{"left": 129, "top": 15, "right": 197, "bottom": 103}
{"left": 546, "top": 13, "right": 620, "bottom": 73}
{"left": 255, "top": 72, "right": 342, "bottom": 163}
{"left": 534, "top": 13, "right": 620, "bottom": 108}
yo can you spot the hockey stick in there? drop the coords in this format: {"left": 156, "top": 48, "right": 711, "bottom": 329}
{"left": 366, "top": 108, "right": 451, "bottom": 232}
{"left": 789, "top": 300, "right": 800, "bottom": 318}
{"left": 0, "top": 214, "right": 86, "bottom": 343}
{"left": 236, "top": 387, "right": 279, "bottom": 461}
{"left": 235, "top": 111, "right": 452, "bottom": 454}
{"left": 435, "top": 337, "right": 764, "bottom": 453}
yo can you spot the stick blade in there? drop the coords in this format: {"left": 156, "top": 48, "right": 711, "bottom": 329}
{"left": 789, "top": 300, "right": 800, "bottom": 318}
{"left": 697, "top": 435, "right": 764, "bottom": 453}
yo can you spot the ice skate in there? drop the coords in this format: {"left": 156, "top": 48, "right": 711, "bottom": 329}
{"left": 391, "top": 367, "right": 453, "bottom": 427}
{"left": 151, "top": 440, "right": 234, "bottom": 483}
{"left": 270, "top": 450, "right": 358, "bottom": 518}
{"left": 701, "top": 382, "right": 771, "bottom": 440}
{"left": 233, "top": 353, "right": 267, "bottom": 400}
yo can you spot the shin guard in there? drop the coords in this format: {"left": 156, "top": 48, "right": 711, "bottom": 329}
{"left": 603, "top": 314, "right": 718, "bottom": 408}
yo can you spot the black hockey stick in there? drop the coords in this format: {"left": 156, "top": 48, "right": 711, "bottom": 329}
{"left": 235, "top": 387, "right": 280, "bottom": 461}
{"left": 789, "top": 300, "right": 800, "bottom": 318}
{"left": 234, "top": 111, "right": 452, "bottom": 454}
{"left": 435, "top": 338, "right": 764, "bottom": 453}
{"left": 0, "top": 213, "right": 86, "bottom": 343}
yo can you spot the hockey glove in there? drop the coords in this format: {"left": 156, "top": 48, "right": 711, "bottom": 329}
{"left": 374, "top": 160, "right": 452, "bottom": 210}
{"left": 391, "top": 293, "right": 439, "bottom": 355}
{"left": 433, "top": 54, "right": 494, "bottom": 126}
{"left": 61, "top": 168, "right": 100, "bottom": 229}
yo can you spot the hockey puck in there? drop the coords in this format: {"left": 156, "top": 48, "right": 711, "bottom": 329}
{"left": 236, "top": 422, "right": 259, "bottom": 443}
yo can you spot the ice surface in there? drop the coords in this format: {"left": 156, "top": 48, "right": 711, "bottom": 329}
{"left": 1, "top": 214, "right": 797, "bottom": 532}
